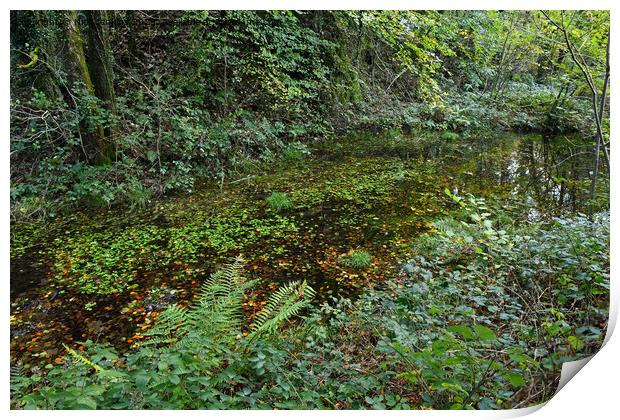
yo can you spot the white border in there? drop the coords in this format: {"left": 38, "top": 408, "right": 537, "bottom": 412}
{"left": 3, "top": 2, "right": 617, "bottom": 419}
{"left": 2, "top": 1, "right": 617, "bottom": 11}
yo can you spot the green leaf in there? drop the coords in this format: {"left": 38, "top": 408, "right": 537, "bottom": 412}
{"left": 504, "top": 372, "right": 526, "bottom": 388}
{"left": 84, "top": 385, "right": 106, "bottom": 396}
{"left": 447, "top": 325, "right": 476, "bottom": 340}
{"left": 507, "top": 348, "right": 528, "bottom": 363}
{"left": 473, "top": 325, "right": 497, "bottom": 341}
{"left": 76, "top": 396, "right": 97, "bottom": 409}
{"left": 135, "top": 372, "right": 150, "bottom": 389}
{"left": 147, "top": 150, "right": 158, "bottom": 163}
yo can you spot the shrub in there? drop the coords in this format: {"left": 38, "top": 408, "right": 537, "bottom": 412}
{"left": 10, "top": 202, "right": 609, "bottom": 409}
{"left": 441, "top": 131, "right": 459, "bottom": 141}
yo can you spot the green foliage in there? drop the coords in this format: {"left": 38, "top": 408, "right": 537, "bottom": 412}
{"left": 142, "top": 257, "right": 316, "bottom": 347}
{"left": 61, "top": 343, "right": 105, "bottom": 374}
{"left": 266, "top": 192, "right": 293, "bottom": 212}
{"left": 182, "top": 257, "right": 259, "bottom": 342}
{"left": 10, "top": 11, "right": 609, "bottom": 218}
{"left": 316, "top": 204, "right": 607, "bottom": 409}
{"left": 9, "top": 9, "right": 611, "bottom": 410}
{"left": 43, "top": 202, "right": 301, "bottom": 295}
{"left": 338, "top": 250, "right": 372, "bottom": 269}
{"left": 441, "top": 131, "right": 459, "bottom": 141}
{"left": 10, "top": 198, "right": 609, "bottom": 409}
{"left": 249, "top": 280, "right": 316, "bottom": 340}
{"left": 12, "top": 258, "right": 316, "bottom": 409}
{"left": 282, "top": 142, "right": 311, "bottom": 162}
{"left": 52, "top": 225, "right": 168, "bottom": 295}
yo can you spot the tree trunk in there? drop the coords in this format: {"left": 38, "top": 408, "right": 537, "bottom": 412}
{"left": 28, "top": 11, "right": 63, "bottom": 102}
{"left": 85, "top": 11, "right": 117, "bottom": 119}
{"left": 64, "top": 11, "right": 96, "bottom": 98}
{"left": 542, "top": 11, "right": 609, "bottom": 218}
{"left": 85, "top": 10, "right": 118, "bottom": 162}
{"left": 597, "top": 38, "right": 610, "bottom": 169}
{"left": 63, "top": 10, "right": 107, "bottom": 163}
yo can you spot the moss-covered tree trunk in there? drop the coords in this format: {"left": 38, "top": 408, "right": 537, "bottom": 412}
{"left": 85, "top": 11, "right": 117, "bottom": 122}
{"left": 62, "top": 10, "right": 107, "bottom": 163}
{"left": 63, "top": 11, "right": 96, "bottom": 98}
{"left": 85, "top": 10, "right": 118, "bottom": 162}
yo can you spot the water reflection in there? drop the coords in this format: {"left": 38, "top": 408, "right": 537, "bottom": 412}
{"left": 455, "top": 134, "right": 606, "bottom": 219}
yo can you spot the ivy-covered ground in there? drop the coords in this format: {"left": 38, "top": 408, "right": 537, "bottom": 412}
{"left": 10, "top": 130, "right": 609, "bottom": 409}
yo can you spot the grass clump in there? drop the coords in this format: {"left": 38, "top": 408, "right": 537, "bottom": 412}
{"left": 338, "top": 249, "right": 372, "bottom": 269}
{"left": 266, "top": 192, "right": 293, "bottom": 212}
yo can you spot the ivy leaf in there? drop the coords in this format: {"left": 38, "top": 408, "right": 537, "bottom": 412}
{"left": 135, "top": 372, "right": 150, "bottom": 389}
{"left": 447, "top": 325, "right": 476, "bottom": 340}
{"left": 504, "top": 372, "right": 526, "bottom": 388}
{"left": 473, "top": 325, "right": 497, "bottom": 341}
{"left": 76, "top": 395, "right": 97, "bottom": 409}
{"left": 147, "top": 150, "right": 158, "bottom": 162}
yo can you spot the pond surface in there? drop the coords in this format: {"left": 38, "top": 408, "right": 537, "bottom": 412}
{"left": 10, "top": 130, "right": 605, "bottom": 366}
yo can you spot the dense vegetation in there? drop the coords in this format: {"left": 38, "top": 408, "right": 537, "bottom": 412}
{"left": 10, "top": 10, "right": 609, "bottom": 218}
{"left": 10, "top": 10, "right": 610, "bottom": 410}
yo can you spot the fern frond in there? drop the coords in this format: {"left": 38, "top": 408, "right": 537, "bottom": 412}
{"left": 197, "top": 256, "right": 244, "bottom": 301}
{"left": 433, "top": 217, "right": 469, "bottom": 238}
{"left": 185, "top": 256, "right": 257, "bottom": 338}
{"left": 248, "top": 280, "right": 315, "bottom": 340}
{"left": 62, "top": 344, "right": 105, "bottom": 373}
{"left": 142, "top": 303, "right": 188, "bottom": 346}
{"left": 10, "top": 365, "right": 23, "bottom": 382}
{"left": 140, "top": 256, "right": 315, "bottom": 349}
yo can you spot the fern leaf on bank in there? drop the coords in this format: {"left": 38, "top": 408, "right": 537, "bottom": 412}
{"left": 249, "top": 280, "right": 316, "bottom": 340}
{"left": 140, "top": 256, "right": 315, "bottom": 348}
{"left": 186, "top": 256, "right": 258, "bottom": 339}
{"left": 142, "top": 303, "right": 188, "bottom": 346}
{"left": 62, "top": 344, "right": 105, "bottom": 373}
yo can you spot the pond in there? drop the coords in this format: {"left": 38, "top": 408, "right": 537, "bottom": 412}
{"left": 10, "top": 130, "right": 606, "bottom": 366}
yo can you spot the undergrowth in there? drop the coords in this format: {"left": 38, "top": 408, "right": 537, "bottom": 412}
{"left": 11, "top": 193, "right": 609, "bottom": 409}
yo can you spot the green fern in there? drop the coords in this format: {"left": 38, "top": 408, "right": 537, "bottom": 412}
{"left": 433, "top": 217, "right": 467, "bottom": 239}
{"left": 185, "top": 256, "right": 259, "bottom": 340}
{"left": 249, "top": 280, "right": 316, "bottom": 340}
{"left": 143, "top": 256, "right": 314, "bottom": 348}
{"left": 62, "top": 344, "right": 105, "bottom": 373}
{"left": 142, "top": 303, "right": 188, "bottom": 346}
{"left": 10, "top": 365, "right": 21, "bottom": 378}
